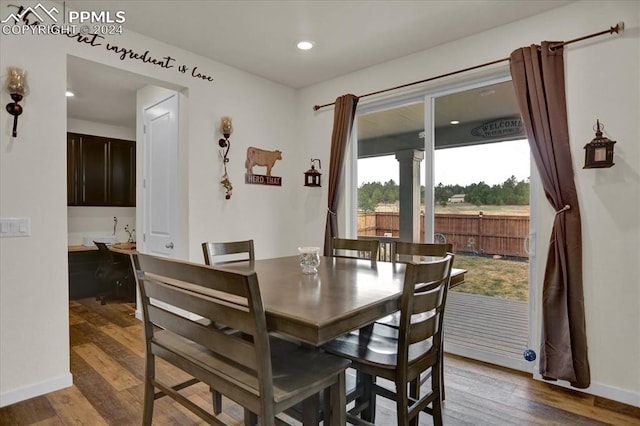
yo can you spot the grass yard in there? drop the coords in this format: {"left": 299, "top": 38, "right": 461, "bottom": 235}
{"left": 435, "top": 203, "right": 530, "bottom": 216}
{"left": 452, "top": 254, "right": 529, "bottom": 301}
{"left": 375, "top": 203, "right": 530, "bottom": 216}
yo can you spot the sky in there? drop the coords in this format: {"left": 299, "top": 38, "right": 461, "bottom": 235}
{"left": 357, "top": 139, "right": 530, "bottom": 187}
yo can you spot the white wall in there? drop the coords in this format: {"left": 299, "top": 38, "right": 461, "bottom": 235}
{"left": 0, "top": 0, "right": 298, "bottom": 406}
{"left": 67, "top": 207, "right": 135, "bottom": 245}
{"left": 67, "top": 118, "right": 135, "bottom": 141}
{"left": 297, "top": 0, "right": 640, "bottom": 406}
{"left": 67, "top": 118, "right": 136, "bottom": 246}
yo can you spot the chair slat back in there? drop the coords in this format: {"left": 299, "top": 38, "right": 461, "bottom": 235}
{"left": 131, "top": 253, "right": 273, "bottom": 400}
{"left": 136, "top": 253, "right": 249, "bottom": 295}
{"left": 397, "top": 254, "right": 454, "bottom": 360}
{"left": 407, "top": 290, "right": 441, "bottom": 345}
{"left": 146, "top": 301, "right": 257, "bottom": 369}
{"left": 331, "top": 237, "right": 379, "bottom": 266}
{"left": 142, "top": 272, "right": 255, "bottom": 333}
{"left": 392, "top": 241, "right": 452, "bottom": 263}
{"left": 202, "top": 240, "right": 255, "bottom": 265}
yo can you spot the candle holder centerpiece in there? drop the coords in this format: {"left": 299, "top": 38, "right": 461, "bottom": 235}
{"left": 298, "top": 246, "right": 320, "bottom": 274}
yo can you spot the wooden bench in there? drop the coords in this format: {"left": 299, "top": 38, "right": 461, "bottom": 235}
{"left": 132, "top": 253, "right": 350, "bottom": 425}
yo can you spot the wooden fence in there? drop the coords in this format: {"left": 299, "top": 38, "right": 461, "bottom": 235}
{"left": 358, "top": 211, "right": 529, "bottom": 259}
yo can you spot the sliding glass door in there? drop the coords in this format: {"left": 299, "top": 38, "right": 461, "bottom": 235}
{"left": 353, "top": 74, "right": 535, "bottom": 372}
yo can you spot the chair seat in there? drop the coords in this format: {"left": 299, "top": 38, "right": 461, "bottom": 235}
{"left": 375, "top": 310, "right": 435, "bottom": 329}
{"left": 154, "top": 330, "right": 350, "bottom": 406}
{"left": 323, "top": 323, "right": 435, "bottom": 373}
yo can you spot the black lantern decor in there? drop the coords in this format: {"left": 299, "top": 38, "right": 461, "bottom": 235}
{"left": 304, "top": 159, "right": 322, "bottom": 187}
{"left": 584, "top": 119, "right": 616, "bottom": 169}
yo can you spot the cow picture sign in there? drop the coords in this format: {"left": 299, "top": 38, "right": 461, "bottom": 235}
{"left": 245, "top": 146, "right": 283, "bottom": 186}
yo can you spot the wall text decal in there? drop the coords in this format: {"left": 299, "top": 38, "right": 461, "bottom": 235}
{"left": 66, "top": 32, "right": 214, "bottom": 84}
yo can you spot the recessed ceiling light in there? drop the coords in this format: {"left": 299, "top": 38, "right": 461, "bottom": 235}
{"left": 450, "top": 120, "right": 460, "bottom": 125}
{"left": 479, "top": 89, "right": 495, "bottom": 97}
{"left": 297, "top": 41, "right": 314, "bottom": 51}
{"left": 66, "top": 91, "right": 75, "bottom": 97}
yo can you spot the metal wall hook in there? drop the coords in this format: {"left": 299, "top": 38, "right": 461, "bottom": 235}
{"left": 219, "top": 137, "right": 231, "bottom": 163}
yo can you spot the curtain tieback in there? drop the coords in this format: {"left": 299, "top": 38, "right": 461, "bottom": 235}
{"left": 328, "top": 208, "right": 336, "bottom": 215}
{"left": 555, "top": 204, "right": 571, "bottom": 215}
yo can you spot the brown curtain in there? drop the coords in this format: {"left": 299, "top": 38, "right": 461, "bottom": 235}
{"left": 510, "top": 42, "right": 589, "bottom": 388}
{"left": 323, "top": 94, "right": 359, "bottom": 256}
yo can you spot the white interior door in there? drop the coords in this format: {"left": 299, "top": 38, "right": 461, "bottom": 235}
{"left": 143, "top": 92, "right": 179, "bottom": 257}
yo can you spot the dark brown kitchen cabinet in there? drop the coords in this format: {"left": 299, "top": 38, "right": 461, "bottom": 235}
{"left": 67, "top": 133, "right": 136, "bottom": 206}
{"left": 68, "top": 249, "right": 135, "bottom": 300}
{"left": 67, "top": 133, "right": 79, "bottom": 205}
{"left": 108, "top": 139, "right": 136, "bottom": 206}
{"left": 68, "top": 250, "right": 101, "bottom": 299}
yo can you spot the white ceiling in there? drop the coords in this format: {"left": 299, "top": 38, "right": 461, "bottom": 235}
{"left": 67, "top": 56, "right": 183, "bottom": 128}
{"left": 65, "top": 0, "right": 573, "bottom": 129}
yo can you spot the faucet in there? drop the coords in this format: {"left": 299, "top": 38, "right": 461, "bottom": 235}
{"left": 113, "top": 216, "right": 118, "bottom": 236}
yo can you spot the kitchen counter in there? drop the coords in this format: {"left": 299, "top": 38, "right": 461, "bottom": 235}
{"left": 68, "top": 243, "right": 137, "bottom": 254}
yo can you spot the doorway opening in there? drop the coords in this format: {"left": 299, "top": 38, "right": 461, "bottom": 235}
{"left": 66, "top": 55, "right": 187, "bottom": 329}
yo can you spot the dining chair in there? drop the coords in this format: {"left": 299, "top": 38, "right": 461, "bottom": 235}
{"left": 202, "top": 239, "right": 255, "bottom": 265}
{"left": 132, "top": 253, "right": 350, "bottom": 426}
{"left": 331, "top": 237, "right": 380, "bottom": 267}
{"left": 323, "top": 254, "right": 454, "bottom": 426}
{"left": 381, "top": 241, "right": 454, "bottom": 402}
{"left": 202, "top": 239, "right": 256, "bottom": 413}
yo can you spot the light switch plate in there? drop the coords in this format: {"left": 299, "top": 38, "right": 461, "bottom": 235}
{"left": 0, "top": 217, "right": 31, "bottom": 237}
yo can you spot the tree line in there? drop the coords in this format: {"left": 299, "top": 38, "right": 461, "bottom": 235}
{"left": 358, "top": 176, "right": 529, "bottom": 211}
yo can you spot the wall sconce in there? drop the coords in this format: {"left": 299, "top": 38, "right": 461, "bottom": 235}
{"left": 584, "top": 119, "right": 616, "bottom": 169}
{"left": 5, "top": 67, "right": 28, "bottom": 137}
{"left": 304, "top": 159, "right": 322, "bottom": 187}
{"left": 218, "top": 116, "right": 233, "bottom": 199}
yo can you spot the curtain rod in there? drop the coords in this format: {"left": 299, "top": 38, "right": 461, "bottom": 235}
{"left": 313, "top": 22, "right": 624, "bottom": 111}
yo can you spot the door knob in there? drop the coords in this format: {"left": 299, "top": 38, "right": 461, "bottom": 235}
{"left": 165, "top": 242, "right": 174, "bottom": 249}
{"left": 523, "top": 349, "right": 536, "bottom": 362}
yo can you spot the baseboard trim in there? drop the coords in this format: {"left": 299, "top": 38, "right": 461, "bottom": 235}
{"left": 0, "top": 372, "right": 73, "bottom": 408}
{"left": 533, "top": 372, "right": 640, "bottom": 409}
{"left": 445, "top": 342, "right": 640, "bottom": 409}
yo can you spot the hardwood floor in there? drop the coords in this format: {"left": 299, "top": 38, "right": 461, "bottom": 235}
{"left": 1, "top": 298, "right": 638, "bottom": 425}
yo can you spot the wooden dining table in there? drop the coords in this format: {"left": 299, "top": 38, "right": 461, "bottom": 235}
{"left": 219, "top": 255, "right": 465, "bottom": 346}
